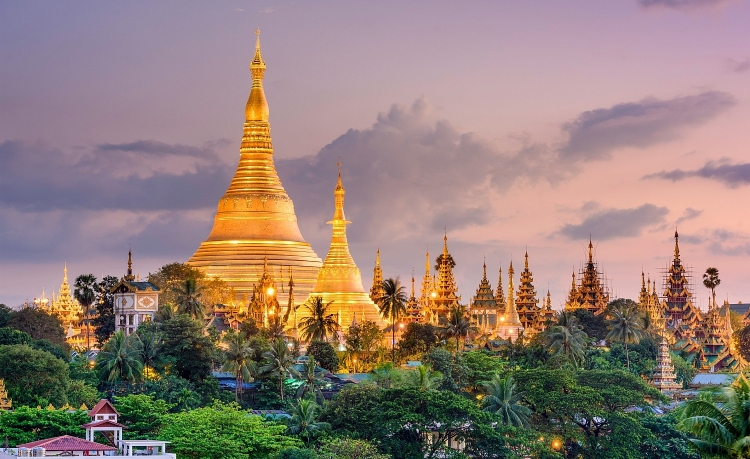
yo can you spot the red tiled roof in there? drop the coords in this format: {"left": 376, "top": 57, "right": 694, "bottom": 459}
{"left": 18, "top": 435, "right": 116, "bottom": 451}
{"left": 81, "top": 419, "right": 127, "bottom": 429}
{"left": 88, "top": 399, "right": 119, "bottom": 417}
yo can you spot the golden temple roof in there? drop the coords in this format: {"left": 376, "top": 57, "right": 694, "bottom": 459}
{"left": 189, "top": 30, "right": 322, "bottom": 304}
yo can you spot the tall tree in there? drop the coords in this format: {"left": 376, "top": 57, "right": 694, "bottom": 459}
{"left": 133, "top": 323, "right": 163, "bottom": 379}
{"left": 299, "top": 297, "right": 339, "bottom": 343}
{"left": 259, "top": 338, "right": 300, "bottom": 401}
{"left": 160, "top": 314, "right": 215, "bottom": 382}
{"left": 481, "top": 375, "right": 531, "bottom": 428}
{"left": 93, "top": 275, "right": 119, "bottom": 345}
{"left": 175, "top": 278, "right": 205, "bottom": 320}
{"left": 0, "top": 344, "right": 70, "bottom": 407}
{"left": 703, "top": 267, "right": 721, "bottom": 308}
{"left": 74, "top": 274, "right": 97, "bottom": 352}
{"left": 606, "top": 302, "right": 645, "bottom": 371}
{"left": 5, "top": 308, "right": 67, "bottom": 351}
{"left": 295, "top": 356, "right": 325, "bottom": 404}
{"left": 287, "top": 399, "right": 330, "bottom": 445}
{"left": 680, "top": 374, "right": 750, "bottom": 457}
{"left": 402, "top": 364, "right": 443, "bottom": 391}
{"left": 546, "top": 314, "right": 588, "bottom": 368}
{"left": 439, "top": 304, "right": 472, "bottom": 356}
{"left": 95, "top": 330, "right": 142, "bottom": 383}
{"left": 377, "top": 278, "right": 407, "bottom": 362}
{"left": 222, "top": 330, "right": 255, "bottom": 402}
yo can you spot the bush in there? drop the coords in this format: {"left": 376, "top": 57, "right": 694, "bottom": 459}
{"left": 307, "top": 341, "right": 339, "bottom": 372}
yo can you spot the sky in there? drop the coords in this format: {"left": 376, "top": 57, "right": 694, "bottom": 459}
{"left": 1, "top": 0, "right": 749, "bottom": 309}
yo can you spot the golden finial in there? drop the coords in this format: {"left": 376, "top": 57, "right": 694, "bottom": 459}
{"left": 376, "top": 248, "right": 381, "bottom": 266}
{"left": 524, "top": 250, "right": 529, "bottom": 269}
{"left": 246, "top": 27, "right": 268, "bottom": 121}
{"left": 125, "top": 250, "right": 135, "bottom": 281}
{"left": 674, "top": 229, "right": 680, "bottom": 260}
{"left": 483, "top": 257, "right": 487, "bottom": 279}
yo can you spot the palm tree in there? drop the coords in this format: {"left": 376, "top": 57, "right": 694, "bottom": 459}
{"left": 703, "top": 267, "right": 721, "bottom": 308}
{"left": 133, "top": 326, "right": 163, "bottom": 379}
{"left": 370, "top": 362, "right": 398, "bottom": 389}
{"left": 440, "top": 304, "right": 472, "bottom": 356}
{"left": 259, "top": 338, "right": 300, "bottom": 401}
{"left": 95, "top": 331, "right": 143, "bottom": 383}
{"left": 546, "top": 314, "right": 588, "bottom": 369}
{"left": 680, "top": 374, "right": 750, "bottom": 457}
{"left": 267, "top": 316, "right": 287, "bottom": 340}
{"left": 299, "top": 296, "right": 339, "bottom": 343}
{"left": 606, "top": 303, "right": 644, "bottom": 371}
{"left": 222, "top": 330, "right": 255, "bottom": 402}
{"left": 403, "top": 364, "right": 443, "bottom": 390}
{"left": 296, "top": 355, "right": 325, "bottom": 404}
{"left": 286, "top": 399, "right": 331, "bottom": 445}
{"left": 175, "top": 278, "right": 205, "bottom": 320}
{"left": 155, "top": 303, "right": 177, "bottom": 323}
{"left": 74, "top": 274, "right": 97, "bottom": 352}
{"left": 377, "top": 278, "right": 407, "bottom": 363}
{"left": 481, "top": 375, "right": 531, "bottom": 428}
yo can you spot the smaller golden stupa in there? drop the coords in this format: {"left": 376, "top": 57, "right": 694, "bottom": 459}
{"left": 301, "top": 165, "right": 385, "bottom": 332}
{"left": 0, "top": 379, "right": 11, "bottom": 410}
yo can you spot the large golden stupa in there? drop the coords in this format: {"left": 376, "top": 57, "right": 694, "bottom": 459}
{"left": 301, "top": 167, "right": 386, "bottom": 331}
{"left": 188, "top": 31, "right": 322, "bottom": 303}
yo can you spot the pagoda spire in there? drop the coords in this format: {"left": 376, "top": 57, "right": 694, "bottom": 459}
{"left": 125, "top": 250, "right": 135, "bottom": 282}
{"left": 370, "top": 248, "right": 385, "bottom": 302}
{"left": 496, "top": 261, "right": 523, "bottom": 341}
{"left": 674, "top": 230, "right": 680, "bottom": 261}
{"left": 246, "top": 28, "right": 268, "bottom": 122}
{"left": 495, "top": 267, "right": 504, "bottom": 305}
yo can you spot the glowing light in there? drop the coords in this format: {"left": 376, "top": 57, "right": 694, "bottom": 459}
{"left": 267, "top": 287, "right": 275, "bottom": 296}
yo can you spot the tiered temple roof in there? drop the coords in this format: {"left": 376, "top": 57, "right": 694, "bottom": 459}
{"left": 565, "top": 239, "right": 609, "bottom": 315}
{"left": 471, "top": 261, "right": 497, "bottom": 334}
{"left": 405, "top": 271, "right": 421, "bottom": 323}
{"left": 40, "top": 264, "right": 83, "bottom": 345}
{"left": 369, "top": 249, "right": 385, "bottom": 303}
{"left": 188, "top": 30, "right": 322, "bottom": 304}
{"left": 418, "top": 251, "right": 435, "bottom": 316}
{"left": 515, "top": 252, "right": 541, "bottom": 335}
{"left": 429, "top": 234, "right": 461, "bottom": 323}
{"left": 662, "top": 231, "right": 702, "bottom": 340}
{"left": 651, "top": 337, "right": 682, "bottom": 394}
{"left": 0, "top": 378, "right": 11, "bottom": 410}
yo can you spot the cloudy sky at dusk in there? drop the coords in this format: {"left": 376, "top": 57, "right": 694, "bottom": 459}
{"left": 2, "top": 0, "right": 749, "bottom": 308}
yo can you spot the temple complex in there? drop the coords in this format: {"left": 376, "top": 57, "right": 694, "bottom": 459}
{"left": 495, "top": 262, "right": 524, "bottom": 341}
{"left": 428, "top": 234, "right": 461, "bottom": 323}
{"left": 565, "top": 239, "right": 609, "bottom": 315}
{"left": 418, "top": 251, "right": 435, "bottom": 314}
{"left": 188, "top": 30, "right": 322, "bottom": 304}
{"left": 515, "top": 252, "right": 541, "bottom": 335}
{"left": 301, "top": 167, "right": 385, "bottom": 333}
{"left": 471, "top": 260, "right": 498, "bottom": 334}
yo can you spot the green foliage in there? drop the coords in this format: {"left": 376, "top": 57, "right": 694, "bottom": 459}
{"left": 287, "top": 399, "right": 331, "bottom": 445}
{"left": 639, "top": 413, "right": 699, "bottom": 459}
{"left": 175, "top": 278, "right": 206, "bottom": 320}
{"left": 6, "top": 307, "right": 68, "bottom": 351}
{"left": 259, "top": 338, "right": 301, "bottom": 401}
{"left": 160, "top": 314, "right": 216, "bottom": 382}
{"left": 570, "top": 308, "right": 609, "bottom": 342}
{"left": 481, "top": 375, "right": 531, "bottom": 428}
{"left": 0, "top": 304, "right": 11, "bottom": 327}
{"left": 318, "top": 437, "right": 390, "bottom": 459}
{"left": 606, "top": 300, "right": 645, "bottom": 370}
{"left": 114, "top": 394, "right": 174, "bottom": 439}
{"left": 93, "top": 275, "right": 119, "bottom": 345}
{"left": 275, "top": 448, "right": 319, "bottom": 459}
{"left": 0, "top": 344, "right": 69, "bottom": 406}
{"left": 670, "top": 351, "right": 696, "bottom": 388}
{"left": 69, "top": 355, "right": 99, "bottom": 386}
{"left": 439, "top": 305, "right": 472, "bottom": 355}
{"left": 0, "top": 327, "right": 32, "bottom": 345}
{"left": 424, "top": 347, "right": 468, "bottom": 393}
{"left": 0, "top": 407, "right": 89, "bottom": 446}
{"left": 463, "top": 349, "right": 506, "bottom": 393}
{"left": 65, "top": 380, "right": 101, "bottom": 408}
{"left": 308, "top": 341, "right": 339, "bottom": 372}
{"left": 546, "top": 313, "right": 588, "bottom": 368}
{"left": 95, "top": 330, "right": 143, "bottom": 382}
{"left": 398, "top": 322, "right": 439, "bottom": 358}
{"left": 74, "top": 273, "right": 98, "bottom": 351}
{"left": 148, "top": 262, "right": 204, "bottom": 306}
{"left": 158, "top": 402, "right": 301, "bottom": 459}
{"left": 344, "top": 319, "right": 384, "bottom": 372}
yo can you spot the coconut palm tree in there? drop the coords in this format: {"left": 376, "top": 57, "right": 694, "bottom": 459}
{"left": 286, "top": 399, "right": 331, "bottom": 445}
{"left": 680, "top": 374, "right": 750, "bottom": 457}
{"left": 403, "top": 364, "right": 443, "bottom": 390}
{"left": 377, "top": 278, "right": 407, "bottom": 362}
{"left": 481, "top": 375, "right": 531, "bottom": 428}
{"left": 440, "top": 304, "right": 472, "bottom": 356}
{"left": 546, "top": 314, "right": 588, "bottom": 369}
{"left": 703, "top": 267, "right": 721, "bottom": 309}
{"left": 267, "top": 316, "right": 287, "bottom": 340}
{"left": 95, "top": 331, "right": 143, "bottom": 383}
{"left": 299, "top": 296, "right": 339, "bottom": 343}
{"left": 259, "top": 338, "right": 300, "bottom": 401}
{"left": 155, "top": 303, "right": 177, "bottom": 322}
{"left": 74, "top": 274, "right": 97, "bottom": 352}
{"left": 175, "top": 278, "right": 205, "bottom": 320}
{"left": 133, "top": 326, "right": 163, "bottom": 379}
{"left": 606, "top": 302, "right": 644, "bottom": 371}
{"left": 222, "top": 330, "right": 255, "bottom": 402}
{"left": 295, "top": 355, "right": 325, "bottom": 404}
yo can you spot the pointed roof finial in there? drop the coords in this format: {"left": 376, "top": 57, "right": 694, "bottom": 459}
{"left": 246, "top": 27, "right": 268, "bottom": 121}
{"left": 443, "top": 229, "right": 449, "bottom": 255}
{"left": 482, "top": 257, "right": 487, "bottom": 279}
{"left": 125, "top": 250, "right": 135, "bottom": 281}
{"left": 524, "top": 250, "right": 529, "bottom": 269}
{"left": 674, "top": 229, "right": 680, "bottom": 260}
{"left": 588, "top": 237, "right": 594, "bottom": 263}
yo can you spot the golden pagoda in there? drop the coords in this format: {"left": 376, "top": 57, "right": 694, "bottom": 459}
{"left": 429, "top": 234, "right": 461, "bottom": 323}
{"left": 494, "top": 267, "right": 505, "bottom": 307}
{"left": 369, "top": 249, "right": 385, "bottom": 302}
{"left": 515, "top": 252, "right": 541, "bottom": 335}
{"left": 496, "top": 261, "right": 524, "bottom": 342}
{"left": 564, "top": 239, "right": 609, "bottom": 315}
{"left": 418, "top": 250, "right": 435, "bottom": 316}
{"left": 471, "top": 260, "right": 497, "bottom": 334}
{"left": 188, "top": 30, "right": 322, "bottom": 305}
{"left": 302, "top": 166, "right": 385, "bottom": 333}
{"left": 0, "top": 379, "right": 11, "bottom": 410}
{"left": 40, "top": 264, "right": 84, "bottom": 346}
{"left": 405, "top": 270, "right": 422, "bottom": 323}
{"left": 651, "top": 337, "right": 682, "bottom": 394}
